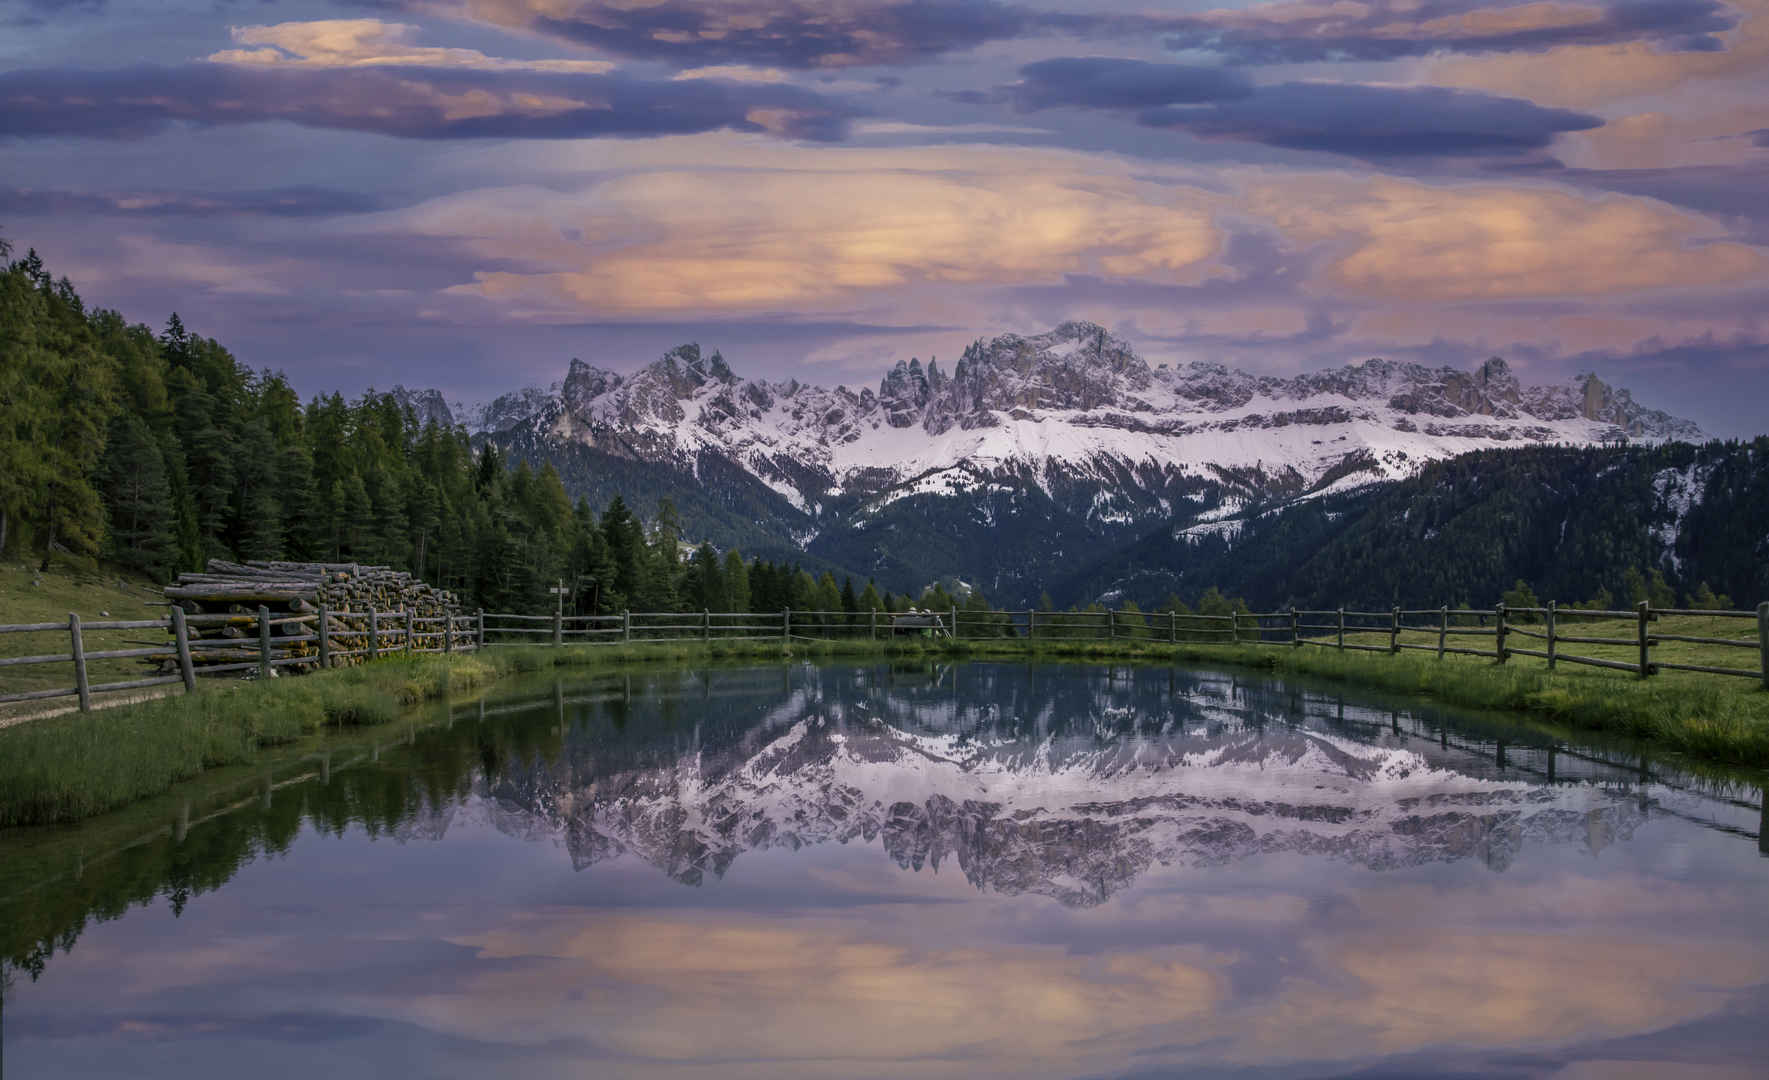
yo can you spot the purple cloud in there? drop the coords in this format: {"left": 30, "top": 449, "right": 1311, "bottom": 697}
{"left": 1161, "top": 0, "right": 1737, "bottom": 65}
{"left": 1139, "top": 83, "right": 1602, "bottom": 160}
{"left": 1004, "top": 61, "right": 1601, "bottom": 161}
{"left": 406, "top": 0, "right": 1031, "bottom": 70}
{"left": 0, "top": 63, "right": 858, "bottom": 142}
{"left": 1011, "top": 57, "right": 1252, "bottom": 110}
{"left": 0, "top": 186, "right": 387, "bottom": 217}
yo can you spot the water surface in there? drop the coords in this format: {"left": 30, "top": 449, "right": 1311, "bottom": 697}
{"left": 5, "top": 661, "right": 1767, "bottom": 1078}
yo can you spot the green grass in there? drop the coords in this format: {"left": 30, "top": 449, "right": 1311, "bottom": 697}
{"left": 0, "top": 651, "right": 505, "bottom": 827}
{"left": 1156, "top": 638, "right": 1769, "bottom": 766}
{"left": 4, "top": 614, "right": 1767, "bottom": 828}
{"left": 0, "top": 558, "right": 172, "bottom": 718}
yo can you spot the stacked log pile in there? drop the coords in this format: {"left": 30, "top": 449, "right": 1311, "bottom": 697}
{"left": 161, "top": 560, "right": 464, "bottom": 670}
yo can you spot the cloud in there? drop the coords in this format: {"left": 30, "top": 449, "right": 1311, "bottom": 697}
{"left": 437, "top": 912, "right": 1225, "bottom": 1063}
{"left": 0, "top": 186, "right": 386, "bottom": 217}
{"left": 1424, "top": 0, "right": 1769, "bottom": 107}
{"left": 1160, "top": 0, "right": 1738, "bottom": 64}
{"left": 1141, "top": 82, "right": 1602, "bottom": 160}
{"left": 1010, "top": 57, "right": 1252, "bottom": 110}
{"left": 851, "top": 120, "right": 1053, "bottom": 135}
{"left": 1246, "top": 173, "right": 1769, "bottom": 299}
{"left": 209, "top": 19, "right": 617, "bottom": 73}
{"left": 382, "top": 143, "right": 1224, "bottom": 318}
{"left": 1006, "top": 61, "right": 1599, "bottom": 161}
{"left": 672, "top": 65, "right": 790, "bottom": 83}
{"left": 419, "top": 0, "right": 1032, "bottom": 69}
{"left": 0, "top": 63, "right": 856, "bottom": 142}
{"left": 2, "top": 0, "right": 103, "bottom": 27}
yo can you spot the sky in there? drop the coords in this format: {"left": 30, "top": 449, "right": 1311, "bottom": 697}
{"left": 3, "top": 0, "right": 1767, "bottom": 436}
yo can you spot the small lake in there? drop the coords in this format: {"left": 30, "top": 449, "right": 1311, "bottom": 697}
{"left": 4, "top": 661, "right": 1768, "bottom": 1078}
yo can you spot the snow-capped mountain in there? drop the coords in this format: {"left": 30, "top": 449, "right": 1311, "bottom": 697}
{"left": 452, "top": 322, "right": 1697, "bottom": 522}
{"left": 401, "top": 322, "right": 1708, "bottom": 604}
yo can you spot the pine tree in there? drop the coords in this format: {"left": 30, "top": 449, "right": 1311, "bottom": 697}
{"left": 815, "top": 572, "right": 842, "bottom": 622}
{"left": 688, "top": 543, "right": 724, "bottom": 610}
{"left": 99, "top": 412, "right": 175, "bottom": 578}
{"left": 602, "top": 495, "right": 642, "bottom": 607}
{"left": 168, "top": 367, "right": 234, "bottom": 561}
{"left": 723, "top": 549, "right": 750, "bottom": 613}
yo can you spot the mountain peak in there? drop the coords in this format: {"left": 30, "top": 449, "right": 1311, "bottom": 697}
{"left": 459, "top": 325, "right": 1705, "bottom": 557}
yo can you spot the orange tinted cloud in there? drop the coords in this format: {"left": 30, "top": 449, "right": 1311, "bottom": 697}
{"left": 1247, "top": 173, "right": 1769, "bottom": 300}
{"left": 393, "top": 145, "right": 1223, "bottom": 318}
{"left": 209, "top": 19, "right": 618, "bottom": 73}
{"left": 1426, "top": 0, "right": 1769, "bottom": 107}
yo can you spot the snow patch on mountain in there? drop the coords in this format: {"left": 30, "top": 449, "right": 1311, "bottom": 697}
{"left": 1650, "top": 463, "right": 1711, "bottom": 573}
{"left": 412, "top": 323, "right": 1702, "bottom": 541}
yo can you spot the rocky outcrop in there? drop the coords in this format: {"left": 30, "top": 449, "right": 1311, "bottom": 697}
{"left": 401, "top": 324, "right": 1703, "bottom": 573}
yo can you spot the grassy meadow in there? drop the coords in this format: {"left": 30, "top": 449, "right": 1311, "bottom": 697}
{"left": 0, "top": 560, "right": 174, "bottom": 718}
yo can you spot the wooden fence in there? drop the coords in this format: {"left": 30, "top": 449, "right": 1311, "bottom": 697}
{"left": 8, "top": 599, "right": 1767, "bottom": 713}
{"left": 477, "top": 600, "right": 1769, "bottom": 690}
{"left": 0, "top": 606, "right": 478, "bottom": 711}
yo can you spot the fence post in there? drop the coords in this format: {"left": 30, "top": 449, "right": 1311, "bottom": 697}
{"left": 1495, "top": 604, "right": 1508, "bottom": 663}
{"left": 623, "top": 609, "right": 632, "bottom": 643}
{"left": 553, "top": 608, "right": 563, "bottom": 647}
{"left": 316, "top": 604, "right": 331, "bottom": 670}
{"left": 68, "top": 612, "right": 90, "bottom": 711}
{"left": 407, "top": 608, "right": 416, "bottom": 655}
{"left": 1337, "top": 607, "right": 1345, "bottom": 651}
{"left": 369, "top": 609, "right": 379, "bottom": 661}
{"left": 1027, "top": 609, "right": 1035, "bottom": 640}
{"left": 258, "top": 605, "right": 272, "bottom": 681}
{"left": 1758, "top": 602, "right": 1768, "bottom": 691}
{"left": 1171, "top": 609, "right": 1178, "bottom": 644}
{"left": 952, "top": 604, "right": 959, "bottom": 640}
{"left": 1107, "top": 608, "right": 1116, "bottom": 640}
{"left": 1390, "top": 606, "right": 1400, "bottom": 654}
{"left": 443, "top": 610, "right": 453, "bottom": 656}
{"left": 703, "top": 609, "right": 710, "bottom": 642}
{"left": 1438, "top": 606, "right": 1448, "bottom": 660}
{"left": 476, "top": 609, "right": 484, "bottom": 649}
{"left": 1546, "top": 601, "right": 1557, "bottom": 671}
{"left": 1290, "top": 607, "right": 1300, "bottom": 647}
{"left": 782, "top": 608, "right": 790, "bottom": 641}
{"left": 871, "top": 608, "right": 878, "bottom": 640}
{"left": 1637, "top": 600, "right": 1652, "bottom": 678}
{"left": 171, "top": 607, "right": 197, "bottom": 692}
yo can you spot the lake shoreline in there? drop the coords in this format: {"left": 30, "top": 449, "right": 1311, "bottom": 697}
{"left": 2, "top": 636, "right": 1765, "bottom": 827}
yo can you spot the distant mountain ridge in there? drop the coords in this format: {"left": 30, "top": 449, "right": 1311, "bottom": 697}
{"left": 389, "top": 323, "right": 1709, "bottom": 604}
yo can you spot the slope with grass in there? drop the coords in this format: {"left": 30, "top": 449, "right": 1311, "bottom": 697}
{"left": 0, "top": 560, "right": 172, "bottom": 720}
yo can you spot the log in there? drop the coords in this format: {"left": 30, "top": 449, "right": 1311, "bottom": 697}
{"left": 165, "top": 584, "right": 318, "bottom": 603}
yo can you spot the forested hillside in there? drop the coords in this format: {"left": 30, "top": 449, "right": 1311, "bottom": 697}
{"left": 1063, "top": 440, "right": 1769, "bottom": 611}
{"left": 0, "top": 241, "right": 915, "bottom": 616}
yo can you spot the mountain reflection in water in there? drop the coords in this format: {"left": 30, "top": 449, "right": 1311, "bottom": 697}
{"left": 4, "top": 661, "right": 1767, "bottom": 1080}
{"left": 479, "top": 666, "right": 1662, "bottom": 903}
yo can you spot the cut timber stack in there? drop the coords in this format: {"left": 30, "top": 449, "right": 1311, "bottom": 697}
{"left": 162, "top": 560, "right": 462, "bottom": 670}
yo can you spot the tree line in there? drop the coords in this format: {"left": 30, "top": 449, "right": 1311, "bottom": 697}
{"left": 1, "top": 241, "right": 1043, "bottom": 617}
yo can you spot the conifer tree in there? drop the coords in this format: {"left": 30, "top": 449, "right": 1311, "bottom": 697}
{"left": 99, "top": 412, "right": 176, "bottom": 578}
{"left": 723, "top": 549, "right": 750, "bottom": 613}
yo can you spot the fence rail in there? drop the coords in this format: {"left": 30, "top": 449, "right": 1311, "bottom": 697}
{"left": 478, "top": 599, "right": 1768, "bottom": 690}
{"left": 8, "top": 598, "right": 1767, "bottom": 715}
{"left": 0, "top": 606, "right": 479, "bottom": 710}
